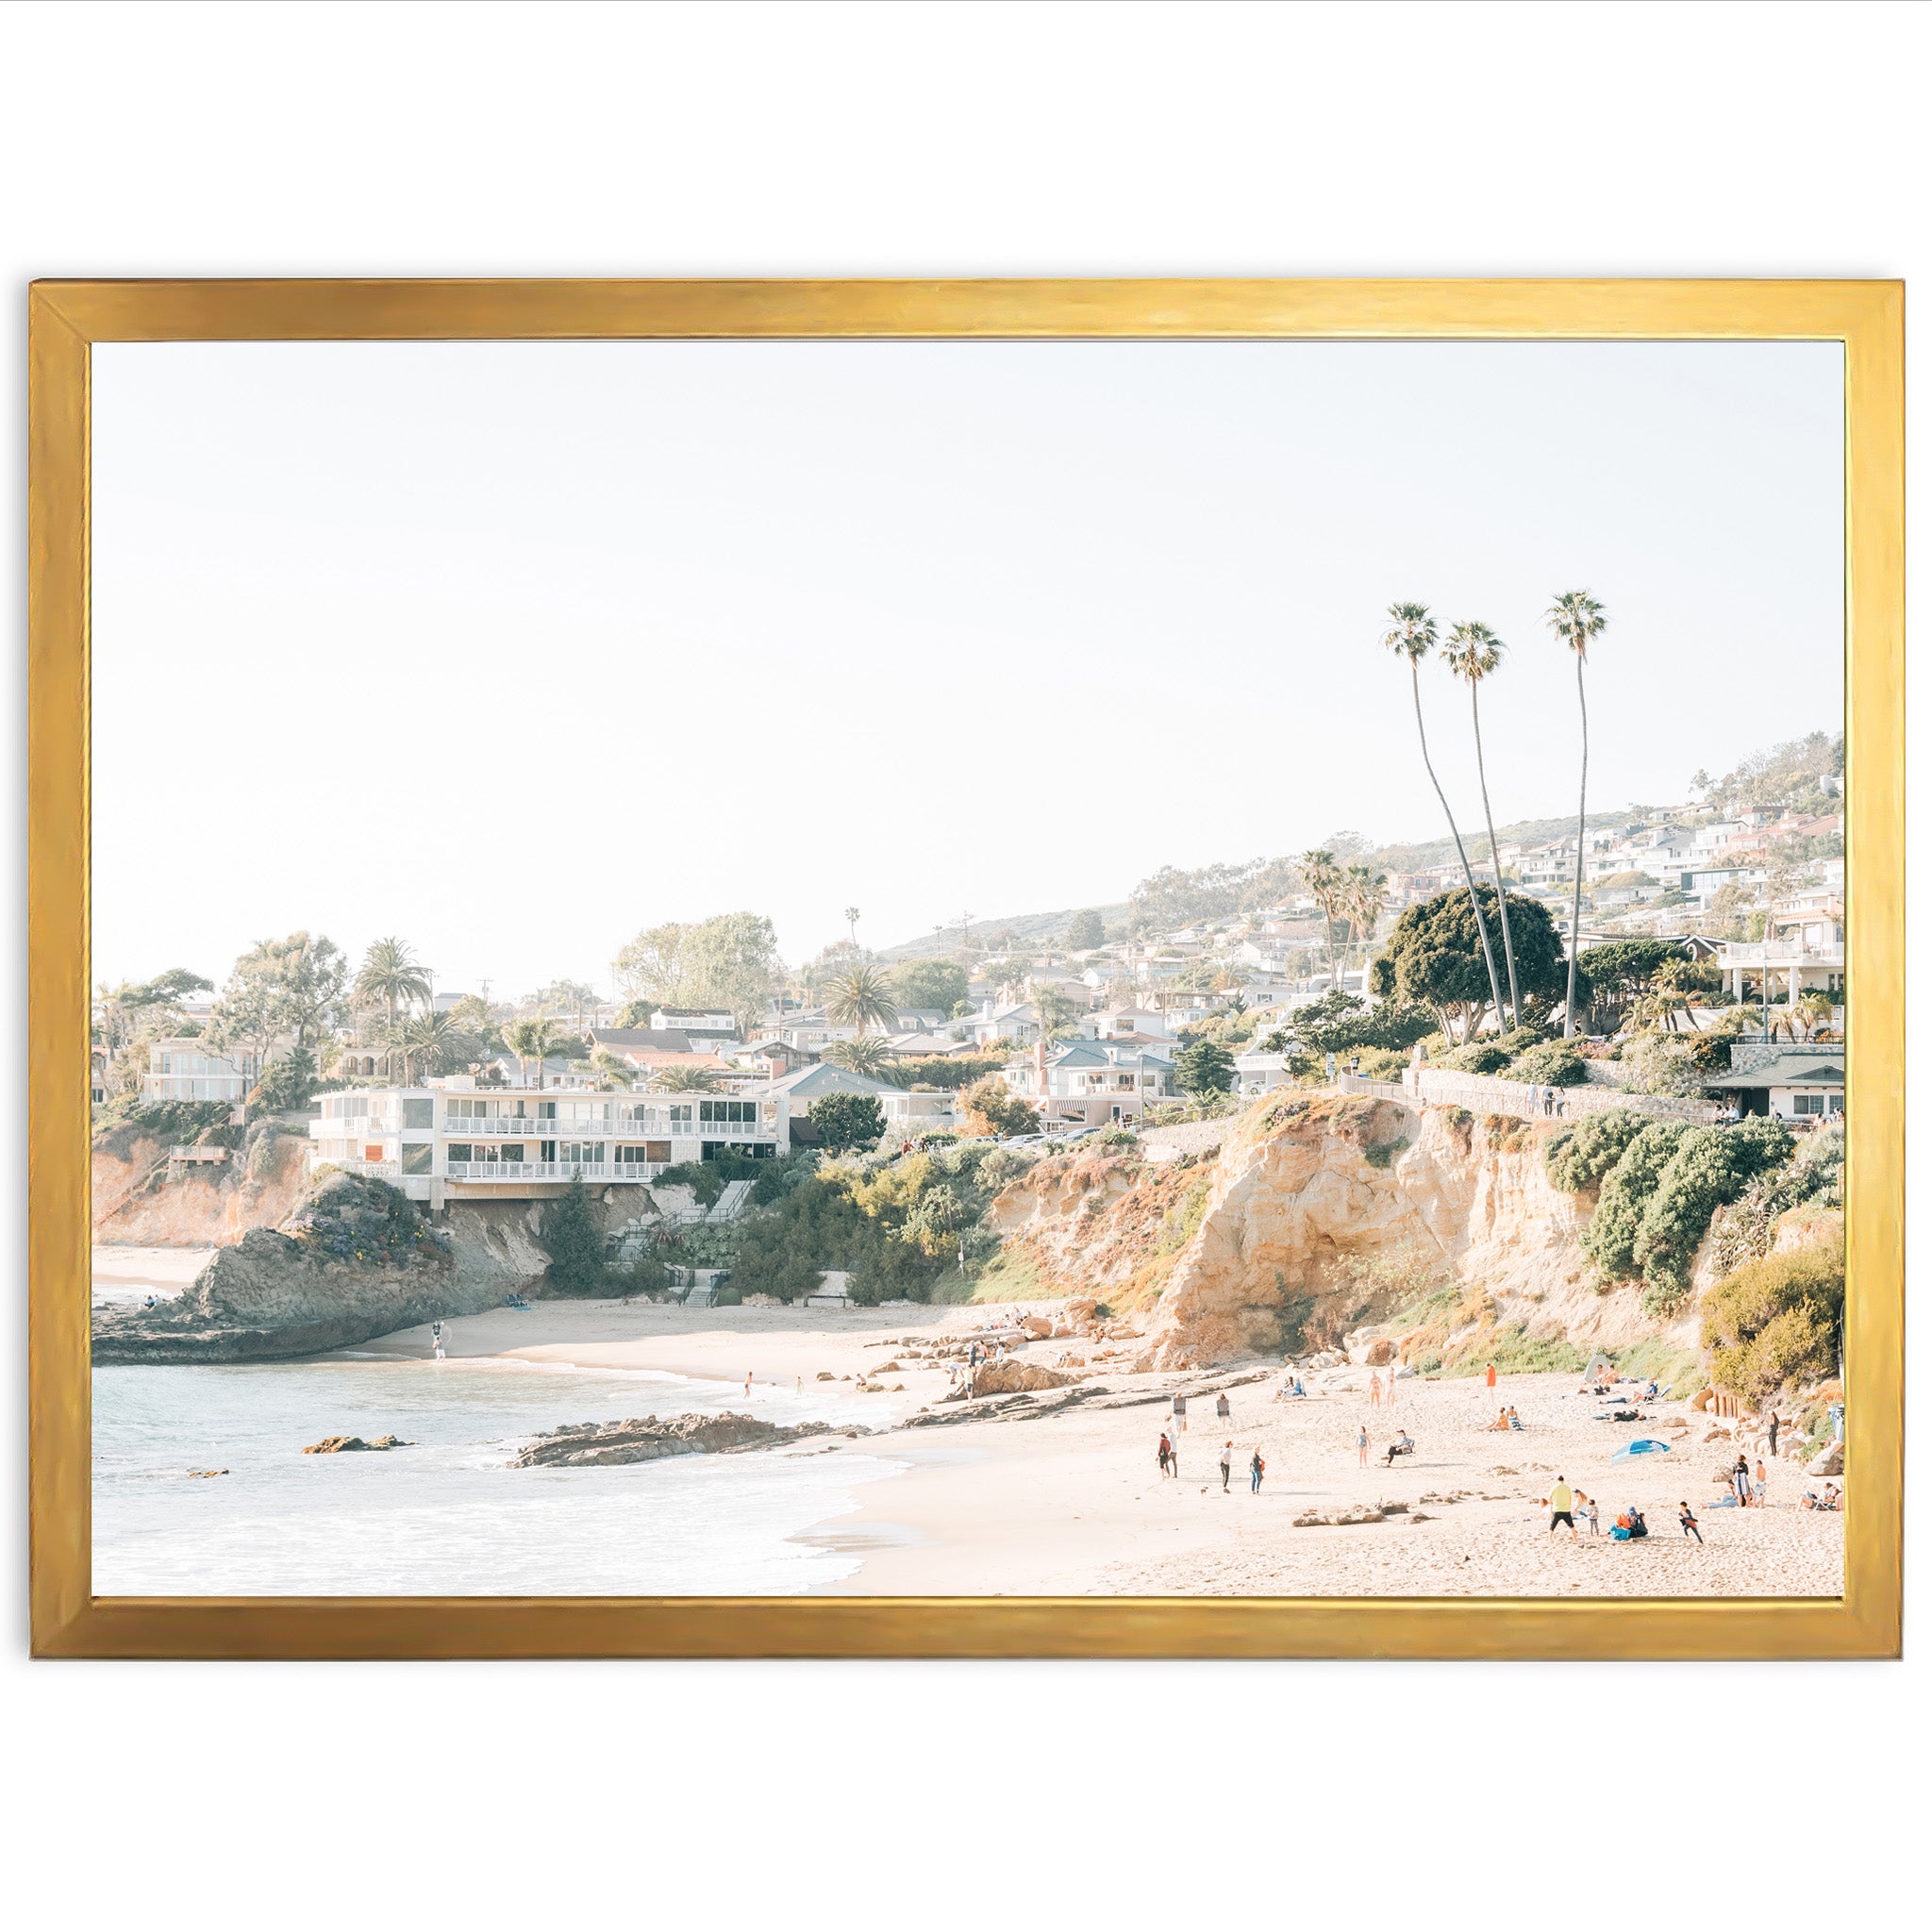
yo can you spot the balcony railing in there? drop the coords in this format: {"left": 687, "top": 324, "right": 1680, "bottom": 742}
{"left": 446, "top": 1161, "right": 659, "bottom": 1183}
{"left": 314, "top": 1156, "right": 400, "bottom": 1178}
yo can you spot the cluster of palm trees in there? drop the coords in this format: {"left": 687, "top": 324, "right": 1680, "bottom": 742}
{"left": 1380, "top": 591, "right": 1607, "bottom": 1038}
{"left": 819, "top": 963, "right": 899, "bottom": 1075}
{"left": 1297, "top": 852, "right": 1389, "bottom": 993}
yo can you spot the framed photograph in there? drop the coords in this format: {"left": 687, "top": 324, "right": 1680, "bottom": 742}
{"left": 29, "top": 278, "right": 1901, "bottom": 1658}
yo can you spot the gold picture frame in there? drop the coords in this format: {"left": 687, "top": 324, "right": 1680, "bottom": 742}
{"left": 30, "top": 277, "right": 1903, "bottom": 1658}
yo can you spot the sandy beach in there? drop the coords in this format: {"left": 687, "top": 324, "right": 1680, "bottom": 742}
{"left": 348, "top": 1299, "right": 1843, "bottom": 1598}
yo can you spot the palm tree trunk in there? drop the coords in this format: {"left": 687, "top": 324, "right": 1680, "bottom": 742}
{"left": 1410, "top": 664, "right": 1506, "bottom": 1038}
{"left": 1469, "top": 683, "right": 1521, "bottom": 1032}
{"left": 1565, "top": 654, "right": 1589, "bottom": 1038}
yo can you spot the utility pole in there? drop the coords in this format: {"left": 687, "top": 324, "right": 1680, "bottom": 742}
{"left": 959, "top": 909, "right": 974, "bottom": 955}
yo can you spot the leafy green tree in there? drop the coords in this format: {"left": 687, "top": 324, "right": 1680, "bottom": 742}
{"left": 808, "top": 1091, "right": 886, "bottom": 1152}
{"left": 539, "top": 1177, "right": 608, "bottom": 1295}
{"left": 1546, "top": 590, "right": 1608, "bottom": 1036}
{"left": 1267, "top": 990, "right": 1433, "bottom": 1058}
{"left": 1380, "top": 602, "right": 1506, "bottom": 1030}
{"left": 1371, "top": 888, "right": 1575, "bottom": 1044}
{"left": 1574, "top": 939, "right": 1682, "bottom": 1031}
{"left": 887, "top": 956, "right": 969, "bottom": 1014}
{"left": 1031, "top": 984, "right": 1084, "bottom": 1041}
{"left": 1174, "top": 1039, "right": 1235, "bottom": 1097}
{"left": 1065, "top": 908, "right": 1105, "bottom": 951}
{"left": 613, "top": 912, "right": 781, "bottom": 1033}
{"left": 961, "top": 1074, "right": 1040, "bottom": 1138}
{"left": 1441, "top": 620, "right": 1521, "bottom": 1028}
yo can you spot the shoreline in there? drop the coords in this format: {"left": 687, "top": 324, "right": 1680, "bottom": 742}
{"left": 332, "top": 1299, "right": 1845, "bottom": 1599}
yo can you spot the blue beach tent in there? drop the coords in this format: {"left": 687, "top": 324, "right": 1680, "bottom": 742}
{"left": 1610, "top": 1439, "right": 1673, "bottom": 1461}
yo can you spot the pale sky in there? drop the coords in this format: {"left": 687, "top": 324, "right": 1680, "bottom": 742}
{"left": 91, "top": 338, "right": 1844, "bottom": 996}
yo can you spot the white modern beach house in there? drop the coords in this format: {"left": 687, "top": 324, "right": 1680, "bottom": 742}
{"left": 307, "top": 1072, "right": 783, "bottom": 1208}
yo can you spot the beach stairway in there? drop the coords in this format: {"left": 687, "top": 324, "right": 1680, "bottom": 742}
{"left": 707, "top": 1178, "right": 756, "bottom": 1223}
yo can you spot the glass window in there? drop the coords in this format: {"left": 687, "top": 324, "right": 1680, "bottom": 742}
{"left": 403, "top": 1097, "right": 433, "bottom": 1129}
{"left": 500, "top": 1143, "right": 525, "bottom": 1162}
{"left": 402, "top": 1142, "right": 433, "bottom": 1174}
{"left": 447, "top": 1142, "right": 475, "bottom": 1162}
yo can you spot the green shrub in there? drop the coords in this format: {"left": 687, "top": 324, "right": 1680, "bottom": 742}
{"left": 1447, "top": 1041, "right": 1511, "bottom": 1075}
{"left": 1508, "top": 1042, "right": 1589, "bottom": 1087}
{"left": 1362, "top": 1136, "right": 1410, "bottom": 1170}
{"left": 1543, "top": 1108, "right": 1648, "bottom": 1192}
{"left": 1581, "top": 1120, "right": 1691, "bottom": 1286}
{"left": 808, "top": 1091, "right": 887, "bottom": 1153}
{"left": 1702, "top": 1236, "right": 1843, "bottom": 1402}
{"left": 1631, "top": 1118, "right": 1794, "bottom": 1311}
{"left": 654, "top": 1159, "right": 726, "bottom": 1208}
{"left": 1707, "top": 1122, "right": 1845, "bottom": 1274}
{"left": 1441, "top": 1324, "right": 1586, "bottom": 1376}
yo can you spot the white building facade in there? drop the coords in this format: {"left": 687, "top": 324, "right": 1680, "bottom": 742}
{"left": 308, "top": 1074, "right": 782, "bottom": 1207}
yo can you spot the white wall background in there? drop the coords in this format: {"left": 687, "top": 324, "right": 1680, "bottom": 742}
{"left": 2, "top": 3, "right": 1923, "bottom": 1926}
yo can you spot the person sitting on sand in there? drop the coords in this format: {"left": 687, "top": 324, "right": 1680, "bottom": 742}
{"left": 1507, "top": 1406, "right": 1524, "bottom": 1430}
{"left": 1485, "top": 1408, "right": 1510, "bottom": 1431}
{"left": 1384, "top": 1430, "right": 1413, "bottom": 1465}
{"left": 1292, "top": 1377, "right": 1306, "bottom": 1398}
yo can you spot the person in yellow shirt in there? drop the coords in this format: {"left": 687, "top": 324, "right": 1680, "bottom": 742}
{"left": 1545, "top": 1475, "right": 1578, "bottom": 1539}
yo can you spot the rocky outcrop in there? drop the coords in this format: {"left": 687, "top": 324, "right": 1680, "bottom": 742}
{"left": 512, "top": 1411, "right": 845, "bottom": 1468}
{"left": 303, "top": 1435, "right": 410, "bottom": 1454}
{"left": 989, "top": 1094, "right": 1701, "bottom": 1373}
{"left": 92, "top": 1171, "right": 505, "bottom": 1363}
{"left": 968, "top": 1357, "right": 1074, "bottom": 1396}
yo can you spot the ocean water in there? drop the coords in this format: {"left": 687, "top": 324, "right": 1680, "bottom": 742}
{"left": 92, "top": 1358, "right": 905, "bottom": 1595}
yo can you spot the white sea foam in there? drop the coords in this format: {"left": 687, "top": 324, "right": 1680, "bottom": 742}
{"left": 92, "top": 1357, "right": 903, "bottom": 1596}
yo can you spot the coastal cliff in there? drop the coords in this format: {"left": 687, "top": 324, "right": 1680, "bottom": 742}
{"left": 92, "top": 1171, "right": 569, "bottom": 1363}
{"left": 92, "top": 1116, "right": 311, "bottom": 1247}
{"left": 989, "top": 1095, "right": 1686, "bottom": 1371}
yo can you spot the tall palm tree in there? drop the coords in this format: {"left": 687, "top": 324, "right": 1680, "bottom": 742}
{"left": 843, "top": 906, "right": 861, "bottom": 948}
{"left": 1547, "top": 590, "right": 1608, "bottom": 1038}
{"left": 824, "top": 963, "right": 897, "bottom": 1038}
{"left": 1380, "top": 602, "right": 1506, "bottom": 1036}
{"left": 503, "top": 1016, "right": 567, "bottom": 1090}
{"left": 1299, "top": 850, "right": 1346, "bottom": 991}
{"left": 356, "top": 936, "right": 433, "bottom": 1078}
{"left": 390, "top": 1009, "right": 464, "bottom": 1083}
{"left": 1441, "top": 620, "right": 1520, "bottom": 1031}
{"left": 1341, "top": 865, "right": 1388, "bottom": 989}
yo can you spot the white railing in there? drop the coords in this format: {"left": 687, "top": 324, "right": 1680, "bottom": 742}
{"left": 1398, "top": 1068, "right": 1720, "bottom": 1125}
{"left": 446, "top": 1161, "right": 658, "bottom": 1182}
{"left": 440, "top": 1111, "right": 673, "bottom": 1135}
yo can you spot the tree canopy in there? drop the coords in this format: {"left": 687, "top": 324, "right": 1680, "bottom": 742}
{"left": 1370, "top": 888, "right": 1576, "bottom": 1041}
{"left": 808, "top": 1091, "right": 886, "bottom": 1153}
{"left": 1064, "top": 908, "right": 1105, "bottom": 951}
{"left": 1174, "top": 1038, "right": 1236, "bottom": 1097}
{"left": 208, "top": 932, "right": 348, "bottom": 1064}
{"left": 886, "top": 955, "right": 968, "bottom": 1015}
{"left": 613, "top": 912, "right": 780, "bottom": 1032}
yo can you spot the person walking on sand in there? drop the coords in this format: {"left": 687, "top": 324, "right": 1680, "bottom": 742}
{"left": 1173, "top": 1391, "right": 1189, "bottom": 1433}
{"left": 1250, "top": 1447, "right": 1265, "bottom": 1494}
{"left": 1386, "top": 1367, "right": 1397, "bottom": 1408}
{"left": 1215, "top": 1390, "right": 1231, "bottom": 1426}
{"left": 1733, "top": 1455, "right": 1752, "bottom": 1507}
{"left": 1545, "top": 1474, "right": 1578, "bottom": 1540}
{"left": 1485, "top": 1359, "right": 1497, "bottom": 1397}
{"left": 1767, "top": 1409, "right": 1781, "bottom": 1457}
{"left": 430, "top": 1320, "right": 446, "bottom": 1361}
{"left": 1357, "top": 1424, "right": 1369, "bottom": 1469}
{"left": 1679, "top": 1501, "right": 1703, "bottom": 1543}
{"left": 1368, "top": 1371, "right": 1382, "bottom": 1409}
{"left": 744, "top": 1371, "right": 754, "bottom": 1400}
{"left": 1585, "top": 1494, "right": 1600, "bottom": 1536}
{"left": 1754, "top": 1458, "right": 1768, "bottom": 1507}
{"left": 1219, "top": 1441, "right": 1234, "bottom": 1492}
{"left": 1157, "top": 1431, "right": 1173, "bottom": 1478}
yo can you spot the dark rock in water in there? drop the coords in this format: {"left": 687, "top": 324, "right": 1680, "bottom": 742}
{"left": 303, "top": 1434, "right": 412, "bottom": 1454}
{"left": 512, "top": 1410, "right": 846, "bottom": 1468}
